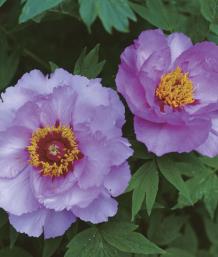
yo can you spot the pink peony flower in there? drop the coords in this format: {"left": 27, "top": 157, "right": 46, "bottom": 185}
{"left": 116, "top": 29, "right": 218, "bottom": 156}
{"left": 0, "top": 69, "right": 132, "bottom": 238}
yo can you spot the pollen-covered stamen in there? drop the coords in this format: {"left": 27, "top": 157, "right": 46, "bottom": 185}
{"left": 27, "top": 125, "right": 81, "bottom": 177}
{"left": 155, "top": 67, "right": 195, "bottom": 108}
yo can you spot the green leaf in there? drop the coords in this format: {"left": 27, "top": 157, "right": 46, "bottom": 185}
{"left": 79, "top": 0, "right": 136, "bottom": 33}
{"left": 43, "top": 237, "right": 62, "bottom": 257}
{"left": 131, "top": 161, "right": 159, "bottom": 218}
{"left": 79, "top": 0, "right": 97, "bottom": 30}
{"left": 0, "top": 247, "right": 33, "bottom": 257}
{"left": 103, "top": 231, "right": 164, "bottom": 255}
{"left": 74, "top": 44, "right": 105, "bottom": 78}
{"left": 175, "top": 170, "right": 218, "bottom": 218}
{"left": 130, "top": 0, "right": 179, "bottom": 31}
{"left": 148, "top": 213, "right": 186, "bottom": 246}
{"left": 9, "top": 227, "right": 19, "bottom": 249}
{"left": 101, "top": 222, "right": 138, "bottom": 235}
{"left": 201, "top": 156, "right": 218, "bottom": 168}
{"left": 0, "top": 0, "right": 7, "bottom": 7}
{"left": 200, "top": 0, "right": 218, "bottom": 24}
{"left": 49, "top": 61, "right": 59, "bottom": 72}
{"left": 157, "top": 156, "right": 192, "bottom": 204}
{"left": 65, "top": 227, "right": 127, "bottom": 257}
{"left": 144, "top": 161, "right": 159, "bottom": 216}
{"left": 19, "top": 0, "right": 64, "bottom": 23}
{"left": 171, "top": 223, "right": 198, "bottom": 254}
{"left": 204, "top": 217, "right": 218, "bottom": 245}
{"left": 0, "top": 36, "right": 19, "bottom": 91}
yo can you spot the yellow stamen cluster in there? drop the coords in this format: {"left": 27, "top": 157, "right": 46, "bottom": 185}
{"left": 155, "top": 67, "right": 195, "bottom": 108}
{"left": 27, "top": 125, "right": 80, "bottom": 177}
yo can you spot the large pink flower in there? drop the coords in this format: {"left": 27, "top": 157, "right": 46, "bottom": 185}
{"left": 0, "top": 69, "right": 132, "bottom": 238}
{"left": 116, "top": 29, "right": 218, "bottom": 156}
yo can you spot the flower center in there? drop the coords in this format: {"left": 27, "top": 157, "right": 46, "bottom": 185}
{"left": 27, "top": 124, "right": 81, "bottom": 177}
{"left": 155, "top": 67, "right": 195, "bottom": 108}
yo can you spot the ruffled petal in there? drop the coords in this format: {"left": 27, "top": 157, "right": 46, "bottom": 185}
{"left": 167, "top": 32, "right": 192, "bottom": 65}
{"left": 72, "top": 194, "right": 118, "bottom": 224}
{"left": 30, "top": 168, "right": 77, "bottom": 198}
{"left": 0, "top": 127, "right": 31, "bottom": 178}
{"left": 38, "top": 183, "right": 100, "bottom": 211}
{"left": 9, "top": 208, "right": 76, "bottom": 238}
{"left": 39, "top": 86, "right": 77, "bottom": 126}
{"left": 13, "top": 102, "right": 41, "bottom": 130}
{"left": 104, "top": 162, "right": 131, "bottom": 197}
{"left": 197, "top": 116, "right": 218, "bottom": 157}
{"left": 0, "top": 166, "right": 40, "bottom": 215}
{"left": 134, "top": 116, "right": 211, "bottom": 156}
{"left": 44, "top": 210, "right": 76, "bottom": 239}
{"left": 9, "top": 208, "right": 47, "bottom": 237}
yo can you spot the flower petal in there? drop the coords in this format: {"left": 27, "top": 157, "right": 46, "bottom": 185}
{"left": 44, "top": 210, "right": 76, "bottom": 239}
{"left": 104, "top": 162, "right": 131, "bottom": 197}
{"left": 72, "top": 194, "right": 118, "bottom": 224}
{"left": 0, "top": 166, "right": 40, "bottom": 215}
{"left": 9, "top": 208, "right": 47, "bottom": 237}
{"left": 39, "top": 183, "right": 100, "bottom": 211}
{"left": 167, "top": 32, "right": 192, "bottom": 65}
{"left": 0, "top": 127, "right": 31, "bottom": 178}
{"left": 9, "top": 208, "right": 76, "bottom": 238}
{"left": 134, "top": 116, "right": 211, "bottom": 156}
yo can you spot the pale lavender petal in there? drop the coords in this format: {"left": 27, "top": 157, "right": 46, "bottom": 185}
{"left": 0, "top": 166, "right": 40, "bottom": 215}
{"left": 197, "top": 116, "right": 218, "bottom": 157}
{"left": 44, "top": 210, "right": 76, "bottom": 239}
{"left": 72, "top": 194, "right": 118, "bottom": 224}
{"left": 39, "top": 184, "right": 100, "bottom": 211}
{"left": 0, "top": 127, "right": 31, "bottom": 178}
{"left": 9, "top": 208, "right": 47, "bottom": 237}
{"left": 167, "top": 32, "right": 192, "bottom": 65}
{"left": 134, "top": 116, "right": 211, "bottom": 156}
{"left": 104, "top": 162, "right": 131, "bottom": 197}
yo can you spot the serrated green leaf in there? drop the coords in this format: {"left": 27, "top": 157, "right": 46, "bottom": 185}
{"left": 79, "top": 0, "right": 97, "bottom": 30}
{"left": 0, "top": 0, "right": 7, "bottom": 7}
{"left": 0, "top": 247, "right": 33, "bottom": 257}
{"left": 19, "top": 0, "right": 64, "bottom": 23}
{"left": 131, "top": 161, "right": 159, "bottom": 218}
{"left": 148, "top": 213, "right": 186, "bottom": 246}
{"left": 74, "top": 44, "right": 105, "bottom": 78}
{"left": 157, "top": 156, "right": 192, "bottom": 204}
{"left": 175, "top": 170, "right": 218, "bottom": 218}
{"left": 130, "top": 0, "right": 179, "bottom": 31}
{"left": 200, "top": 0, "right": 218, "bottom": 24}
{"left": 65, "top": 227, "right": 127, "bottom": 257}
{"left": 79, "top": 0, "right": 136, "bottom": 33}
{"left": 103, "top": 231, "right": 164, "bottom": 255}
{"left": 43, "top": 237, "right": 62, "bottom": 257}
{"left": 101, "top": 222, "right": 138, "bottom": 235}
{"left": 144, "top": 161, "right": 159, "bottom": 216}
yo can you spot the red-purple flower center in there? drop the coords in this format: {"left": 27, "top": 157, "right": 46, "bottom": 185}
{"left": 27, "top": 125, "right": 82, "bottom": 177}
